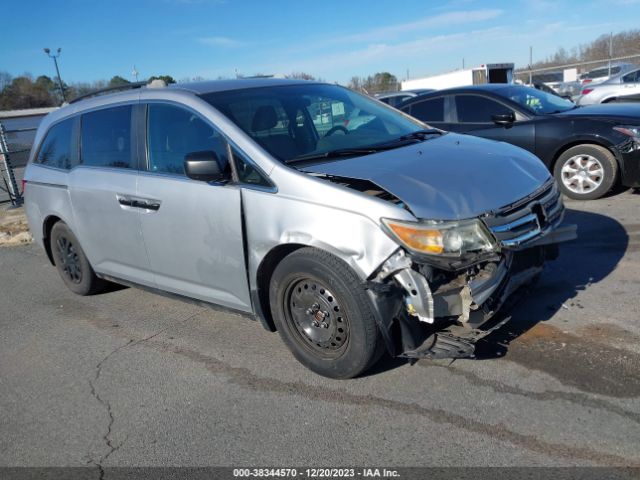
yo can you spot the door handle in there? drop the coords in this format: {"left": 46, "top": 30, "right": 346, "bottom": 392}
{"left": 133, "top": 200, "right": 161, "bottom": 211}
{"left": 116, "top": 195, "right": 161, "bottom": 211}
{"left": 117, "top": 194, "right": 134, "bottom": 208}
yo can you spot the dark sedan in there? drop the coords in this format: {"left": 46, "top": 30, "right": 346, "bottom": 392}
{"left": 398, "top": 84, "right": 640, "bottom": 200}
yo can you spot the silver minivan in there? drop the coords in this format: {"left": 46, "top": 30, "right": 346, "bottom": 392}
{"left": 24, "top": 79, "right": 575, "bottom": 378}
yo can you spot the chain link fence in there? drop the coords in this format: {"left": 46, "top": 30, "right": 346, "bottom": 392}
{"left": 515, "top": 54, "right": 640, "bottom": 85}
{"left": 0, "top": 110, "right": 52, "bottom": 206}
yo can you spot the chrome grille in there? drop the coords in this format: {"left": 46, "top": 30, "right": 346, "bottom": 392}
{"left": 483, "top": 180, "right": 564, "bottom": 248}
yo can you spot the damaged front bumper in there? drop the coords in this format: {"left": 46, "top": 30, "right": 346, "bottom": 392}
{"left": 367, "top": 220, "right": 577, "bottom": 359}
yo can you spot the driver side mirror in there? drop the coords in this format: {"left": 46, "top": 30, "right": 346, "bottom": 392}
{"left": 491, "top": 112, "right": 516, "bottom": 126}
{"left": 184, "top": 151, "right": 229, "bottom": 182}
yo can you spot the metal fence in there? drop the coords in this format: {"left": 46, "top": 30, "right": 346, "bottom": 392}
{"left": 0, "top": 114, "right": 44, "bottom": 206}
{"left": 515, "top": 53, "right": 640, "bottom": 84}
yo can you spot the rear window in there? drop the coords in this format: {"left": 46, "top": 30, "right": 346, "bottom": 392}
{"left": 408, "top": 97, "right": 444, "bottom": 122}
{"left": 81, "top": 105, "right": 134, "bottom": 169}
{"left": 35, "top": 118, "right": 76, "bottom": 169}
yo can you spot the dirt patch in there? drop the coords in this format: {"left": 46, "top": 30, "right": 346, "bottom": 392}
{"left": 505, "top": 322, "right": 640, "bottom": 398}
{"left": 577, "top": 323, "right": 640, "bottom": 345}
{"left": 0, "top": 207, "right": 33, "bottom": 246}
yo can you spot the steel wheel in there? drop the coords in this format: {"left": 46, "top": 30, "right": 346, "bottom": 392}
{"left": 56, "top": 236, "right": 83, "bottom": 284}
{"left": 560, "top": 154, "right": 604, "bottom": 195}
{"left": 285, "top": 277, "right": 350, "bottom": 357}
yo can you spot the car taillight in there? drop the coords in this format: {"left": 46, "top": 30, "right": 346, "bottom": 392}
{"left": 582, "top": 79, "right": 592, "bottom": 84}
{"left": 21, "top": 179, "right": 27, "bottom": 193}
{"left": 582, "top": 88, "right": 593, "bottom": 95}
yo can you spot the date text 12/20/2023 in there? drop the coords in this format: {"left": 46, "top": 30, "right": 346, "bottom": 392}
{"left": 233, "top": 468, "right": 401, "bottom": 478}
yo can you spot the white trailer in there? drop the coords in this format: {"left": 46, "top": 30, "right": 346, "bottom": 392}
{"left": 401, "top": 63, "right": 514, "bottom": 91}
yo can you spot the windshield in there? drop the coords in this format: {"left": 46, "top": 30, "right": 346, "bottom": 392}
{"left": 502, "top": 86, "right": 575, "bottom": 114}
{"left": 200, "top": 83, "right": 428, "bottom": 163}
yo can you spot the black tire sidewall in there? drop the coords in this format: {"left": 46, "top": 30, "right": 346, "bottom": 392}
{"left": 50, "top": 222, "right": 99, "bottom": 295}
{"left": 554, "top": 145, "right": 618, "bottom": 200}
{"left": 269, "top": 249, "right": 380, "bottom": 379}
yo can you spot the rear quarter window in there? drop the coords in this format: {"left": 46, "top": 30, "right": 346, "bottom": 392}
{"left": 34, "top": 118, "right": 76, "bottom": 169}
{"left": 80, "top": 105, "right": 134, "bottom": 169}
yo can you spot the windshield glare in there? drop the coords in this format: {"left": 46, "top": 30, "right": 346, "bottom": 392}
{"left": 200, "top": 84, "right": 426, "bottom": 163}
{"left": 504, "top": 86, "right": 575, "bottom": 114}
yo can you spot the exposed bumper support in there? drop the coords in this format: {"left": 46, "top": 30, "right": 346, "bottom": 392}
{"left": 375, "top": 249, "right": 435, "bottom": 324}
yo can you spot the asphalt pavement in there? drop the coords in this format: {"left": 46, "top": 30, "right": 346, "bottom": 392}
{"left": 1, "top": 190, "right": 639, "bottom": 469}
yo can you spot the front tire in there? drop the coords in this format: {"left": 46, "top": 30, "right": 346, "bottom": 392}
{"left": 553, "top": 144, "right": 618, "bottom": 200}
{"left": 50, "top": 221, "right": 105, "bottom": 295}
{"left": 269, "top": 248, "right": 383, "bottom": 379}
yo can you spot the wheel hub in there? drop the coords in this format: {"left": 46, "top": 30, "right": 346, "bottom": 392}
{"left": 287, "top": 279, "right": 348, "bottom": 351}
{"left": 560, "top": 154, "right": 604, "bottom": 194}
{"left": 56, "top": 236, "right": 82, "bottom": 284}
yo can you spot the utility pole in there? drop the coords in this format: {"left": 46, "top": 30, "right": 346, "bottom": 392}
{"left": 43, "top": 48, "right": 66, "bottom": 103}
{"left": 529, "top": 46, "right": 533, "bottom": 85}
{"left": 462, "top": 58, "right": 465, "bottom": 69}
{"left": 132, "top": 65, "right": 139, "bottom": 82}
{"left": 608, "top": 32, "right": 613, "bottom": 77}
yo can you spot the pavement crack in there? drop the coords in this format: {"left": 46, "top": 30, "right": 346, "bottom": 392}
{"left": 86, "top": 312, "right": 200, "bottom": 470}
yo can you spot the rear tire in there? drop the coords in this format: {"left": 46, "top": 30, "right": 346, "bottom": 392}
{"left": 50, "top": 221, "right": 106, "bottom": 295}
{"left": 269, "top": 248, "right": 383, "bottom": 379}
{"left": 553, "top": 144, "right": 618, "bottom": 200}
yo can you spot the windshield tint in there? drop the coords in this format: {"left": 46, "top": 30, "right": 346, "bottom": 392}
{"left": 501, "top": 86, "right": 575, "bottom": 114}
{"left": 200, "top": 84, "right": 426, "bottom": 162}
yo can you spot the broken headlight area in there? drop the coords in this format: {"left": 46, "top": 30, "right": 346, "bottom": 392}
{"left": 367, "top": 244, "right": 561, "bottom": 360}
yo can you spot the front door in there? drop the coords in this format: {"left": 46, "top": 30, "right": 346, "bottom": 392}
{"left": 136, "top": 102, "right": 251, "bottom": 312}
{"left": 451, "top": 94, "right": 536, "bottom": 154}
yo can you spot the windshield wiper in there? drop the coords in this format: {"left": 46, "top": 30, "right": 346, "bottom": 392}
{"left": 396, "top": 128, "right": 444, "bottom": 141}
{"left": 286, "top": 147, "right": 389, "bottom": 164}
{"left": 285, "top": 129, "right": 444, "bottom": 164}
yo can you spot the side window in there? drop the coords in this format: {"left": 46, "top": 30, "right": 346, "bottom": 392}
{"left": 455, "top": 95, "right": 511, "bottom": 123}
{"left": 409, "top": 97, "right": 445, "bottom": 122}
{"left": 81, "top": 105, "right": 133, "bottom": 169}
{"left": 623, "top": 70, "right": 639, "bottom": 83}
{"left": 147, "top": 104, "right": 229, "bottom": 176}
{"left": 232, "top": 147, "right": 272, "bottom": 188}
{"left": 35, "top": 118, "right": 76, "bottom": 169}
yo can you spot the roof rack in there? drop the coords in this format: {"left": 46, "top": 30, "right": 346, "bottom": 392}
{"left": 68, "top": 81, "right": 149, "bottom": 104}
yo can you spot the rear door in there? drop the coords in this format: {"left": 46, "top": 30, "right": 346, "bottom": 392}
{"left": 401, "top": 96, "right": 451, "bottom": 130}
{"left": 136, "top": 102, "right": 251, "bottom": 312}
{"left": 620, "top": 69, "right": 640, "bottom": 101}
{"left": 451, "top": 94, "right": 536, "bottom": 153}
{"left": 68, "top": 103, "right": 153, "bottom": 285}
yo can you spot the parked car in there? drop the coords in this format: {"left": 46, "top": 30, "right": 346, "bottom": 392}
{"left": 24, "top": 79, "right": 574, "bottom": 378}
{"left": 375, "top": 89, "right": 434, "bottom": 107}
{"left": 576, "top": 66, "right": 640, "bottom": 105}
{"left": 530, "top": 82, "right": 572, "bottom": 100}
{"left": 398, "top": 84, "right": 640, "bottom": 200}
{"left": 555, "top": 80, "right": 583, "bottom": 101}
{"left": 579, "top": 62, "right": 637, "bottom": 85}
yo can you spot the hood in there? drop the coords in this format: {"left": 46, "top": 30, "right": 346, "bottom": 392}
{"left": 304, "top": 133, "right": 551, "bottom": 220}
{"left": 556, "top": 103, "right": 640, "bottom": 121}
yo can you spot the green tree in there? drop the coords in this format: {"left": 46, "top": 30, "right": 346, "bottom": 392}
{"left": 108, "top": 75, "right": 130, "bottom": 87}
{"left": 0, "top": 75, "right": 56, "bottom": 109}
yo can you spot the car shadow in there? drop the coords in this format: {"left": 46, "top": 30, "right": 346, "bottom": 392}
{"left": 475, "top": 207, "right": 629, "bottom": 359}
{"left": 368, "top": 207, "right": 629, "bottom": 374}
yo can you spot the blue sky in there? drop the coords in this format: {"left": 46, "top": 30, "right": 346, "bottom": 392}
{"left": 2, "top": 0, "right": 639, "bottom": 85}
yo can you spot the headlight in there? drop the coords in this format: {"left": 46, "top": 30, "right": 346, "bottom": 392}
{"left": 381, "top": 218, "right": 496, "bottom": 257}
{"left": 613, "top": 125, "right": 640, "bottom": 139}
